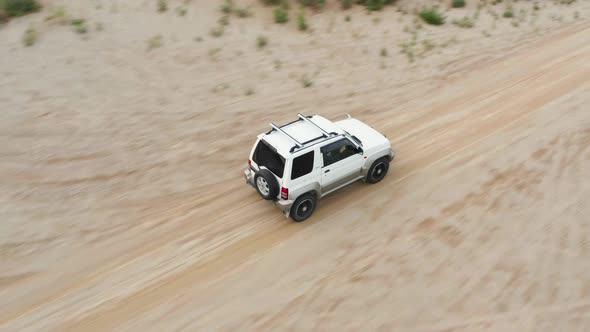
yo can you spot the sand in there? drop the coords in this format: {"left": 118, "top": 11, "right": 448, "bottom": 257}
{"left": 1, "top": 0, "right": 590, "bottom": 331}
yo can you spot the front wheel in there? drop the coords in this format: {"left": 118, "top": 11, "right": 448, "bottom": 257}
{"left": 366, "top": 157, "right": 389, "bottom": 184}
{"left": 290, "top": 193, "right": 317, "bottom": 222}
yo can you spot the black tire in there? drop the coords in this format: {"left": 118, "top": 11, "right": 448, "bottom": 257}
{"left": 366, "top": 157, "right": 389, "bottom": 184}
{"left": 254, "top": 169, "right": 279, "bottom": 200}
{"left": 290, "top": 193, "right": 317, "bottom": 222}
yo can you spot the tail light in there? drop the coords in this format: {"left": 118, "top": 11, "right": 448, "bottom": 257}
{"left": 281, "top": 187, "right": 289, "bottom": 200}
{"left": 248, "top": 159, "right": 251, "bottom": 167}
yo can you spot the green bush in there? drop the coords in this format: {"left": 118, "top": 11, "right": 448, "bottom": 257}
{"left": 234, "top": 7, "right": 252, "bottom": 18}
{"left": 301, "top": 75, "right": 313, "bottom": 88}
{"left": 503, "top": 2, "right": 513, "bottom": 18}
{"left": 452, "top": 0, "right": 466, "bottom": 8}
{"left": 419, "top": 7, "right": 446, "bottom": 25}
{"left": 259, "top": 0, "right": 281, "bottom": 5}
{"left": 257, "top": 35, "right": 268, "bottom": 49}
{"left": 22, "top": 26, "right": 36, "bottom": 46}
{"left": 221, "top": 0, "right": 232, "bottom": 14}
{"left": 274, "top": 6, "right": 288, "bottom": 23}
{"left": 297, "top": 10, "right": 307, "bottom": 30}
{"left": 298, "top": 0, "right": 325, "bottom": 9}
{"left": 70, "top": 18, "right": 88, "bottom": 34}
{"left": 1, "top": 0, "right": 41, "bottom": 17}
{"left": 355, "top": 0, "right": 396, "bottom": 11}
{"left": 157, "top": 0, "right": 167, "bottom": 12}
{"left": 209, "top": 25, "right": 224, "bottom": 37}
{"left": 339, "top": 0, "right": 353, "bottom": 9}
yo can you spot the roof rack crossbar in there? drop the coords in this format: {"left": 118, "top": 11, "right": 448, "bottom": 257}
{"left": 270, "top": 122, "right": 303, "bottom": 148}
{"left": 297, "top": 113, "right": 332, "bottom": 137}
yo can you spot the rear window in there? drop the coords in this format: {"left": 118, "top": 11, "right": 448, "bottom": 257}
{"left": 252, "top": 139, "right": 285, "bottom": 178}
{"left": 291, "top": 150, "right": 314, "bottom": 180}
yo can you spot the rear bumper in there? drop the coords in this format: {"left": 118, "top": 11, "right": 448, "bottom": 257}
{"left": 275, "top": 199, "right": 294, "bottom": 217}
{"left": 244, "top": 168, "right": 255, "bottom": 186}
{"left": 245, "top": 168, "right": 292, "bottom": 217}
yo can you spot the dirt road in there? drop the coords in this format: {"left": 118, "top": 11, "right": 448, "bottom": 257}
{"left": 1, "top": 2, "right": 590, "bottom": 331}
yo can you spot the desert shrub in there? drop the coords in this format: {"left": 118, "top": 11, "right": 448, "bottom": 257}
{"left": 259, "top": 0, "right": 281, "bottom": 5}
{"left": 503, "top": 2, "right": 513, "bottom": 18}
{"left": 75, "top": 24, "right": 88, "bottom": 34}
{"left": 339, "top": 0, "right": 353, "bottom": 9}
{"left": 257, "top": 35, "right": 268, "bottom": 49}
{"left": 234, "top": 7, "right": 252, "bottom": 17}
{"left": 209, "top": 26, "right": 224, "bottom": 37}
{"left": 22, "top": 26, "right": 36, "bottom": 46}
{"left": 297, "top": 10, "right": 307, "bottom": 30}
{"left": 453, "top": 16, "right": 473, "bottom": 28}
{"left": 422, "top": 39, "right": 435, "bottom": 52}
{"left": 147, "top": 35, "right": 162, "bottom": 50}
{"left": 221, "top": 0, "right": 232, "bottom": 13}
{"left": 70, "top": 18, "right": 88, "bottom": 34}
{"left": 1, "top": 0, "right": 41, "bottom": 17}
{"left": 355, "top": 0, "right": 396, "bottom": 11}
{"left": 70, "top": 18, "right": 85, "bottom": 25}
{"left": 419, "top": 7, "right": 445, "bottom": 25}
{"left": 452, "top": 0, "right": 466, "bottom": 8}
{"left": 298, "top": 0, "right": 325, "bottom": 9}
{"left": 45, "top": 6, "right": 67, "bottom": 25}
{"left": 274, "top": 6, "right": 288, "bottom": 23}
{"left": 218, "top": 15, "right": 229, "bottom": 25}
{"left": 157, "top": 0, "right": 167, "bottom": 12}
{"left": 301, "top": 75, "right": 313, "bottom": 88}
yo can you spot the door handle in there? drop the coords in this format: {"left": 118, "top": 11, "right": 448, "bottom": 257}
{"left": 324, "top": 169, "right": 330, "bottom": 173}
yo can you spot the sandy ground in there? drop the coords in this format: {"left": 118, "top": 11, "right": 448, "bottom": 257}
{"left": 1, "top": 0, "right": 590, "bottom": 331}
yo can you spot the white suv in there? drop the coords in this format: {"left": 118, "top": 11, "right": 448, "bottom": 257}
{"left": 244, "top": 113, "right": 395, "bottom": 222}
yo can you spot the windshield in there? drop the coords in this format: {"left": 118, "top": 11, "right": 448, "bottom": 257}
{"left": 343, "top": 130, "right": 363, "bottom": 147}
{"left": 252, "top": 139, "right": 285, "bottom": 178}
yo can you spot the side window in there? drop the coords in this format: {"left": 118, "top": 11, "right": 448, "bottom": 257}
{"left": 291, "top": 150, "right": 314, "bottom": 180}
{"left": 321, "top": 139, "right": 358, "bottom": 167}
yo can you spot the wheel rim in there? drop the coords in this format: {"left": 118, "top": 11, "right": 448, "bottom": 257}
{"left": 296, "top": 199, "right": 313, "bottom": 218}
{"left": 372, "top": 162, "right": 386, "bottom": 179}
{"left": 256, "top": 177, "right": 270, "bottom": 196}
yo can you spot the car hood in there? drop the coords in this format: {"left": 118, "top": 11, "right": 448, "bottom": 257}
{"left": 335, "top": 118, "right": 390, "bottom": 152}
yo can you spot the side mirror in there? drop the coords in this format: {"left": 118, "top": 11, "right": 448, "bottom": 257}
{"left": 357, "top": 146, "right": 363, "bottom": 154}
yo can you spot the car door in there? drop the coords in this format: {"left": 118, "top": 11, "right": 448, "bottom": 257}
{"left": 320, "top": 138, "right": 364, "bottom": 194}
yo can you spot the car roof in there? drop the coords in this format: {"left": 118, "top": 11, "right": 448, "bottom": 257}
{"left": 261, "top": 115, "right": 345, "bottom": 156}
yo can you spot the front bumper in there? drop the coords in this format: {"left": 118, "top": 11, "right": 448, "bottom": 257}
{"left": 388, "top": 148, "right": 396, "bottom": 161}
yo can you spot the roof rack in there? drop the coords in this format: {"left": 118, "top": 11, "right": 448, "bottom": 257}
{"left": 297, "top": 113, "right": 331, "bottom": 136}
{"left": 267, "top": 114, "right": 347, "bottom": 153}
{"left": 269, "top": 122, "right": 303, "bottom": 148}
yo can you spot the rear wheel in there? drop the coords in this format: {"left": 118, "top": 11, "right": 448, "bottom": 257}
{"left": 366, "top": 157, "right": 389, "bottom": 184}
{"left": 290, "top": 193, "right": 317, "bottom": 222}
{"left": 254, "top": 169, "right": 279, "bottom": 200}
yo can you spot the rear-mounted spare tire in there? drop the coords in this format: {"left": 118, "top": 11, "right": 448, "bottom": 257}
{"left": 254, "top": 169, "right": 279, "bottom": 200}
